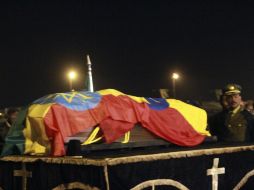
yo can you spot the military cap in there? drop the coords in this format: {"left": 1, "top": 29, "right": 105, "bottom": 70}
{"left": 223, "top": 83, "right": 242, "bottom": 95}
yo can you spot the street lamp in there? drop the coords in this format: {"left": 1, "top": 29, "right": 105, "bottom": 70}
{"left": 67, "top": 71, "right": 77, "bottom": 91}
{"left": 172, "top": 72, "right": 179, "bottom": 98}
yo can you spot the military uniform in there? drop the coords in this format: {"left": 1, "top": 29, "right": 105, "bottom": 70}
{"left": 209, "top": 83, "right": 254, "bottom": 142}
{"left": 209, "top": 106, "right": 254, "bottom": 142}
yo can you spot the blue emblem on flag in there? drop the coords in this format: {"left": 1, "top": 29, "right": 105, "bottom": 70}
{"left": 145, "top": 98, "right": 169, "bottom": 110}
{"left": 33, "top": 90, "right": 101, "bottom": 111}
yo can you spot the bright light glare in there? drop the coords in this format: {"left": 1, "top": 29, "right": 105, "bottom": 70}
{"left": 172, "top": 73, "right": 179, "bottom": 79}
{"left": 68, "top": 71, "right": 77, "bottom": 80}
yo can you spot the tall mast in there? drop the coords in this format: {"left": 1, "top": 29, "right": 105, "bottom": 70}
{"left": 86, "top": 54, "right": 94, "bottom": 92}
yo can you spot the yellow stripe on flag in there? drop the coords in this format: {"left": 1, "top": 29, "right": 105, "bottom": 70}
{"left": 167, "top": 99, "right": 210, "bottom": 136}
{"left": 82, "top": 126, "right": 102, "bottom": 145}
{"left": 23, "top": 103, "right": 52, "bottom": 155}
{"left": 98, "top": 89, "right": 148, "bottom": 103}
{"left": 122, "top": 131, "right": 130, "bottom": 143}
{"left": 98, "top": 89, "right": 125, "bottom": 96}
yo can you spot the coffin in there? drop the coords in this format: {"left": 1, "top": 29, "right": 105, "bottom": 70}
{"left": 2, "top": 89, "right": 210, "bottom": 157}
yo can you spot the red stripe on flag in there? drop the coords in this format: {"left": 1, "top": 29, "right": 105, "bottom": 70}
{"left": 44, "top": 103, "right": 106, "bottom": 156}
{"left": 100, "top": 118, "right": 135, "bottom": 143}
{"left": 140, "top": 105, "right": 206, "bottom": 146}
{"left": 100, "top": 95, "right": 205, "bottom": 146}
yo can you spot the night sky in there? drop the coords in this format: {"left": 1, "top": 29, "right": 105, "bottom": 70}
{"left": 1, "top": 1, "right": 254, "bottom": 107}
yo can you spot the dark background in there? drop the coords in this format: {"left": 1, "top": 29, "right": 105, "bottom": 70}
{"left": 1, "top": 1, "right": 254, "bottom": 107}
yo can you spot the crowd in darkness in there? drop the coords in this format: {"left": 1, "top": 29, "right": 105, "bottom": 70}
{"left": 0, "top": 108, "right": 19, "bottom": 151}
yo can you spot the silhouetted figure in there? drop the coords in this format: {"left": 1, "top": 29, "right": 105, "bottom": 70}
{"left": 219, "top": 94, "right": 229, "bottom": 111}
{"left": 0, "top": 108, "right": 19, "bottom": 150}
{"left": 245, "top": 100, "right": 254, "bottom": 115}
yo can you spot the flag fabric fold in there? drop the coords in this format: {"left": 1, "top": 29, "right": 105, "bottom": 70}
{"left": 1, "top": 89, "right": 210, "bottom": 156}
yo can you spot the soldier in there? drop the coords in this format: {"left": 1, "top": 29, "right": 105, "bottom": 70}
{"left": 209, "top": 84, "right": 254, "bottom": 142}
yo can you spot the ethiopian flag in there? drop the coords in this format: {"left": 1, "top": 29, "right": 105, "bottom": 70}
{"left": 1, "top": 89, "right": 210, "bottom": 156}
